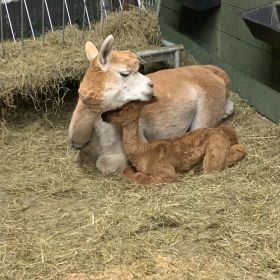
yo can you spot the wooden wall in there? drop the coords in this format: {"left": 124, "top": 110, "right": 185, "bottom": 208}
{"left": 159, "top": 0, "right": 280, "bottom": 123}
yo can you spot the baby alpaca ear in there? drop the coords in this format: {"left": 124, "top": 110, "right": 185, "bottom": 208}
{"left": 99, "top": 35, "right": 114, "bottom": 66}
{"left": 85, "top": 41, "right": 99, "bottom": 61}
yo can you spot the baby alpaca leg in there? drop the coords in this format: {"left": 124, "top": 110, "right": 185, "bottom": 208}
{"left": 226, "top": 144, "right": 246, "bottom": 166}
{"left": 123, "top": 166, "right": 157, "bottom": 184}
{"left": 203, "top": 133, "right": 230, "bottom": 173}
{"left": 123, "top": 163, "right": 177, "bottom": 184}
{"left": 147, "top": 163, "right": 177, "bottom": 183}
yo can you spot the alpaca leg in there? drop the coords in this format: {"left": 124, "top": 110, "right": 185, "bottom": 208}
{"left": 203, "top": 133, "right": 230, "bottom": 173}
{"left": 75, "top": 150, "right": 95, "bottom": 164}
{"left": 74, "top": 142, "right": 98, "bottom": 164}
{"left": 145, "top": 163, "right": 177, "bottom": 183}
{"left": 123, "top": 164, "right": 177, "bottom": 184}
{"left": 223, "top": 99, "right": 234, "bottom": 119}
{"left": 226, "top": 144, "right": 246, "bottom": 166}
{"left": 123, "top": 166, "right": 137, "bottom": 177}
{"left": 96, "top": 153, "right": 128, "bottom": 175}
{"left": 190, "top": 89, "right": 231, "bottom": 131}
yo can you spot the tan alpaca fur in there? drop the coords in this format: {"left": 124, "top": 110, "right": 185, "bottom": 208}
{"left": 69, "top": 35, "right": 234, "bottom": 174}
{"left": 102, "top": 99, "right": 246, "bottom": 184}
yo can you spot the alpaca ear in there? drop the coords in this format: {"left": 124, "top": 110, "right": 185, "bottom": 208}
{"left": 99, "top": 35, "right": 114, "bottom": 66}
{"left": 85, "top": 41, "right": 99, "bottom": 61}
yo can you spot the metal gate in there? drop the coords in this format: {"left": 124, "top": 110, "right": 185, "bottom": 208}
{"left": 0, "top": 0, "right": 161, "bottom": 41}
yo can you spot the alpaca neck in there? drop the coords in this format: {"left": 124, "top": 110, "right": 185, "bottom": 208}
{"left": 69, "top": 98, "right": 101, "bottom": 145}
{"left": 122, "top": 120, "right": 144, "bottom": 158}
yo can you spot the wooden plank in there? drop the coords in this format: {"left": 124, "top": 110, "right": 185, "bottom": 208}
{"left": 223, "top": 0, "right": 271, "bottom": 9}
{"left": 160, "top": 0, "right": 280, "bottom": 122}
{"left": 162, "top": 2, "right": 280, "bottom": 90}
{"left": 159, "top": 2, "right": 181, "bottom": 28}
{"left": 177, "top": 8, "right": 280, "bottom": 92}
{"left": 163, "top": 0, "right": 276, "bottom": 52}
{"left": 161, "top": 0, "right": 182, "bottom": 11}
{"left": 178, "top": 2, "right": 274, "bottom": 52}
{"left": 160, "top": 23, "right": 280, "bottom": 123}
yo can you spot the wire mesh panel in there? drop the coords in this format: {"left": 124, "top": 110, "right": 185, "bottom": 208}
{"left": 143, "top": 0, "right": 156, "bottom": 10}
{"left": 143, "top": 0, "right": 161, "bottom": 16}
{"left": 0, "top": 0, "right": 163, "bottom": 59}
{"left": 0, "top": 0, "right": 100, "bottom": 40}
{"left": 0, "top": 0, "right": 161, "bottom": 40}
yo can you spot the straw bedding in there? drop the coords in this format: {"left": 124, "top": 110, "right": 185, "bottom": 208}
{"left": 0, "top": 92, "right": 279, "bottom": 279}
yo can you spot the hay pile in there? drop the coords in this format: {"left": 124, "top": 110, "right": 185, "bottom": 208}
{"left": 0, "top": 8, "right": 161, "bottom": 111}
{"left": 0, "top": 92, "right": 280, "bottom": 279}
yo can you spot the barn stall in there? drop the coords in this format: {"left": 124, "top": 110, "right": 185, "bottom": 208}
{"left": 0, "top": 0, "right": 280, "bottom": 279}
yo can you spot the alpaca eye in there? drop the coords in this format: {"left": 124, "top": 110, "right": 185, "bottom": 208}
{"left": 115, "top": 107, "right": 122, "bottom": 112}
{"left": 120, "top": 72, "right": 130, "bottom": 77}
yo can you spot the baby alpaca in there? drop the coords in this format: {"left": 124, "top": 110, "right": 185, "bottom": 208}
{"left": 102, "top": 100, "right": 246, "bottom": 184}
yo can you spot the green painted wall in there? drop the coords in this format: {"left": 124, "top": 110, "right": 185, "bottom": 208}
{"left": 159, "top": 0, "right": 280, "bottom": 123}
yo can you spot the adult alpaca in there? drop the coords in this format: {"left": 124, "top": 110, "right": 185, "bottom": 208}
{"left": 69, "top": 35, "right": 234, "bottom": 174}
{"left": 69, "top": 35, "right": 154, "bottom": 173}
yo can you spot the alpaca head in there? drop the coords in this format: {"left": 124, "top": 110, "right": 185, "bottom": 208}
{"left": 78, "top": 35, "right": 154, "bottom": 110}
{"left": 68, "top": 34, "right": 154, "bottom": 150}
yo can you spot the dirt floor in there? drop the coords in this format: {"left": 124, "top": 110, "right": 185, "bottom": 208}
{"left": 0, "top": 92, "right": 280, "bottom": 280}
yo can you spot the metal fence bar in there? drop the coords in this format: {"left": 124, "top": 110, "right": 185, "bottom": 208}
{"left": 100, "top": 0, "right": 106, "bottom": 35}
{"left": 44, "top": 0, "right": 53, "bottom": 32}
{"left": 0, "top": 0, "right": 4, "bottom": 58}
{"left": 24, "top": 0, "right": 35, "bottom": 40}
{"left": 155, "top": 0, "right": 161, "bottom": 17}
{"left": 99, "top": 0, "right": 102, "bottom": 21}
{"left": 82, "top": 0, "right": 86, "bottom": 36}
{"left": 62, "top": 0, "right": 65, "bottom": 44}
{"left": 85, "top": 2, "right": 90, "bottom": 28}
{"left": 0, "top": 0, "right": 162, "bottom": 44}
{"left": 101, "top": 0, "right": 107, "bottom": 18}
{"left": 42, "top": 0, "right": 45, "bottom": 44}
{"left": 119, "top": 0, "right": 124, "bottom": 30}
{"left": 21, "top": 0, "right": 23, "bottom": 50}
{"left": 4, "top": 2, "right": 15, "bottom": 42}
{"left": 137, "top": 0, "right": 142, "bottom": 20}
{"left": 118, "top": 0, "right": 123, "bottom": 10}
{"left": 64, "top": 0, "right": 72, "bottom": 26}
